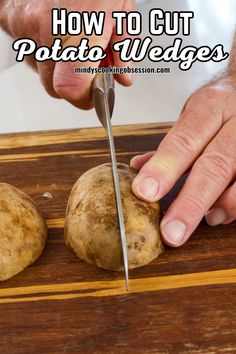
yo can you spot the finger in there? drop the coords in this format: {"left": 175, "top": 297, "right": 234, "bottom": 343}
{"left": 37, "top": 61, "right": 61, "bottom": 98}
{"left": 132, "top": 88, "right": 224, "bottom": 202}
{"left": 53, "top": 25, "right": 113, "bottom": 109}
{"left": 111, "top": 0, "right": 135, "bottom": 86}
{"left": 23, "top": 1, "right": 60, "bottom": 98}
{"left": 37, "top": 60, "right": 61, "bottom": 99}
{"left": 205, "top": 181, "right": 236, "bottom": 225}
{"left": 1, "top": 0, "right": 41, "bottom": 71}
{"left": 26, "top": 56, "right": 38, "bottom": 71}
{"left": 130, "top": 152, "right": 155, "bottom": 170}
{"left": 160, "top": 117, "right": 236, "bottom": 247}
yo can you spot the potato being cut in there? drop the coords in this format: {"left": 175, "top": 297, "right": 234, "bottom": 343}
{"left": 0, "top": 183, "right": 47, "bottom": 281}
{"left": 65, "top": 163, "right": 164, "bottom": 271}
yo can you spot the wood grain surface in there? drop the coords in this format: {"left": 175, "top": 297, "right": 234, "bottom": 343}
{"left": 0, "top": 122, "right": 235, "bottom": 354}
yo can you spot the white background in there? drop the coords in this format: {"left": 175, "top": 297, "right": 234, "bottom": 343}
{"left": 0, "top": 0, "right": 235, "bottom": 133}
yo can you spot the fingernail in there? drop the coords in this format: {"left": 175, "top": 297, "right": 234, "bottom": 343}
{"left": 130, "top": 155, "right": 139, "bottom": 169}
{"left": 161, "top": 220, "right": 187, "bottom": 246}
{"left": 205, "top": 207, "right": 227, "bottom": 226}
{"left": 136, "top": 177, "right": 159, "bottom": 201}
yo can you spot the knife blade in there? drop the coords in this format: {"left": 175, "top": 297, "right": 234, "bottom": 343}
{"left": 92, "top": 50, "right": 129, "bottom": 292}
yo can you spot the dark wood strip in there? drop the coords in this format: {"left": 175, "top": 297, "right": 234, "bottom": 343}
{"left": 0, "top": 285, "right": 235, "bottom": 354}
{"left": 0, "top": 123, "right": 172, "bottom": 150}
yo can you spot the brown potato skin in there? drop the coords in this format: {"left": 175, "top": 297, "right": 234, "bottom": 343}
{"left": 65, "top": 163, "right": 164, "bottom": 271}
{"left": 0, "top": 183, "right": 47, "bottom": 281}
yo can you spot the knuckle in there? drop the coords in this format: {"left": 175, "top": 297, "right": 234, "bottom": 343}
{"left": 53, "top": 81, "right": 72, "bottom": 99}
{"left": 182, "top": 88, "right": 223, "bottom": 119}
{"left": 53, "top": 80, "right": 80, "bottom": 101}
{"left": 53, "top": 78, "right": 92, "bottom": 109}
{"left": 0, "top": 6, "right": 9, "bottom": 32}
{"left": 23, "top": 1, "right": 44, "bottom": 36}
{"left": 53, "top": 69, "right": 89, "bottom": 101}
{"left": 181, "top": 92, "right": 205, "bottom": 115}
{"left": 216, "top": 117, "right": 236, "bottom": 159}
{"left": 230, "top": 183, "right": 236, "bottom": 202}
{"left": 168, "top": 130, "right": 198, "bottom": 159}
{"left": 222, "top": 185, "right": 236, "bottom": 221}
{"left": 182, "top": 95, "right": 196, "bottom": 113}
{"left": 183, "top": 193, "right": 205, "bottom": 219}
{"left": 196, "top": 152, "right": 234, "bottom": 187}
{"left": 2, "top": 9, "right": 18, "bottom": 37}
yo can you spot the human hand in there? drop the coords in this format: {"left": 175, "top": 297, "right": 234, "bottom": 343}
{"left": 0, "top": 0, "right": 134, "bottom": 108}
{"left": 131, "top": 76, "right": 236, "bottom": 247}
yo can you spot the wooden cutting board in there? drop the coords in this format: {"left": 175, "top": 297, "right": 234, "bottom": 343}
{"left": 0, "top": 122, "right": 235, "bottom": 354}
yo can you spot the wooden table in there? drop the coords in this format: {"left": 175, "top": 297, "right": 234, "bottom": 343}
{"left": 0, "top": 123, "right": 235, "bottom": 354}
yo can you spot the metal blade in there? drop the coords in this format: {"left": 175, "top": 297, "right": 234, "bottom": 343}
{"left": 103, "top": 75, "right": 129, "bottom": 292}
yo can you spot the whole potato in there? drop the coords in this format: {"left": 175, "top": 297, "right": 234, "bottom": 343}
{"left": 0, "top": 183, "right": 47, "bottom": 281}
{"left": 65, "top": 163, "right": 164, "bottom": 271}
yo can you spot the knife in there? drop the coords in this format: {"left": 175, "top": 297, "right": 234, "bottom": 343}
{"left": 92, "top": 47, "right": 129, "bottom": 291}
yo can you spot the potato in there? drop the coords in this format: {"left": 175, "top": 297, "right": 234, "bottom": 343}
{"left": 0, "top": 183, "right": 47, "bottom": 281}
{"left": 65, "top": 163, "right": 164, "bottom": 271}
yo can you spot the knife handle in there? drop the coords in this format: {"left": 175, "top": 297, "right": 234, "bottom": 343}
{"left": 92, "top": 45, "right": 115, "bottom": 126}
{"left": 100, "top": 45, "right": 113, "bottom": 68}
